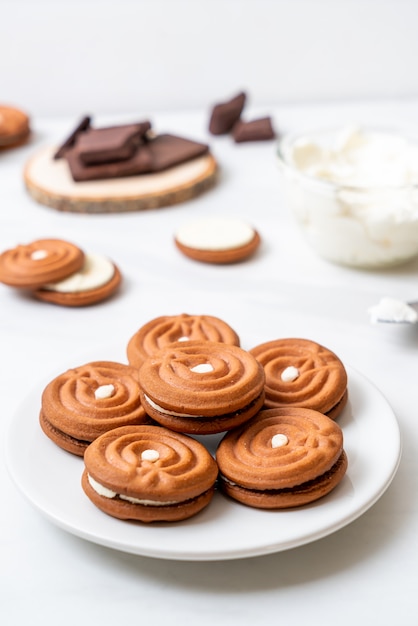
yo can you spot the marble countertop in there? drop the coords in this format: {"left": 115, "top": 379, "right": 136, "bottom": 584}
{"left": 1, "top": 97, "right": 417, "bottom": 625}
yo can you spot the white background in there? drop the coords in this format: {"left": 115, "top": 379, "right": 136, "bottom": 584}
{"left": 1, "top": 0, "right": 418, "bottom": 115}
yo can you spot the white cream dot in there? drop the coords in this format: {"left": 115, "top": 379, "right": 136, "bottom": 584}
{"left": 281, "top": 366, "right": 300, "bottom": 382}
{"left": 190, "top": 363, "right": 214, "bottom": 373}
{"left": 31, "top": 249, "right": 48, "bottom": 261}
{"left": 141, "top": 449, "right": 160, "bottom": 462}
{"left": 177, "top": 336, "right": 190, "bottom": 342}
{"left": 94, "top": 384, "right": 115, "bottom": 399}
{"left": 272, "top": 434, "right": 289, "bottom": 448}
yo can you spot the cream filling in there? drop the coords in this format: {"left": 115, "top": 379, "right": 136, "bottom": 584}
{"left": 144, "top": 394, "right": 204, "bottom": 418}
{"left": 175, "top": 217, "right": 255, "bottom": 251}
{"left": 43, "top": 252, "right": 114, "bottom": 292}
{"left": 87, "top": 473, "right": 179, "bottom": 506}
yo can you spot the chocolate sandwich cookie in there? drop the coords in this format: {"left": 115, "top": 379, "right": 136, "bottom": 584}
{"left": 127, "top": 313, "right": 241, "bottom": 369}
{"left": 34, "top": 252, "right": 122, "bottom": 307}
{"left": 209, "top": 92, "right": 246, "bottom": 135}
{"left": 175, "top": 217, "right": 261, "bottom": 264}
{"left": 250, "top": 338, "right": 348, "bottom": 419}
{"left": 0, "top": 105, "right": 30, "bottom": 147}
{"left": 138, "top": 340, "right": 265, "bottom": 435}
{"left": 82, "top": 424, "right": 218, "bottom": 522}
{"left": 216, "top": 407, "right": 348, "bottom": 509}
{"left": 40, "top": 361, "right": 150, "bottom": 456}
{"left": 0, "top": 238, "right": 85, "bottom": 288}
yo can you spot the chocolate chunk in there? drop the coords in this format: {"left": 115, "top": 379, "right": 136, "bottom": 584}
{"left": 209, "top": 92, "right": 246, "bottom": 135}
{"left": 77, "top": 122, "right": 151, "bottom": 164}
{"left": 54, "top": 116, "right": 91, "bottom": 159}
{"left": 232, "top": 117, "right": 276, "bottom": 143}
{"left": 146, "top": 134, "right": 208, "bottom": 171}
{"left": 64, "top": 133, "right": 209, "bottom": 182}
{"left": 64, "top": 143, "right": 153, "bottom": 182}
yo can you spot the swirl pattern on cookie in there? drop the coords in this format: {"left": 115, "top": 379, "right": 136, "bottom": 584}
{"left": 217, "top": 407, "right": 343, "bottom": 489}
{"left": 40, "top": 361, "right": 148, "bottom": 453}
{"left": 250, "top": 338, "right": 348, "bottom": 417}
{"left": 85, "top": 425, "right": 218, "bottom": 501}
{"left": 0, "top": 238, "right": 84, "bottom": 287}
{"left": 127, "top": 313, "right": 240, "bottom": 368}
{"left": 81, "top": 425, "right": 218, "bottom": 521}
{"left": 139, "top": 340, "right": 264, "bottom": 416}
{"left": 216, "top": 407, "right": 347, "bottom": 508}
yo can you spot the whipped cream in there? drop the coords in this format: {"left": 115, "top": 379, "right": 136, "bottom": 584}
{"left": 368, "top": 297, "right": 418, "bottom": 323}
{"left": 290, "top": 126, "right": 418, "bottom": 187}
{"left": 279, "top": 126, "right": 418, "bottom": 268}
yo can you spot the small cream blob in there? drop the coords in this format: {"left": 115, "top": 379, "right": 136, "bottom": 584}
{"left": 190, "top": 363, "right": 214, "bottom": 373}
{"left": 271, "top": 434, "right": 289, "bottom": 448}
{"left": 141, "top": 449, "right": 160, "bottom": 462}
{"left": 94, "top": 384, "right": 115, "bottom": 399}
{"left": 368, "top": 297, "right": 418, "bottom": 323}
{"left": 31, "top": 249, "right": 48, "bottom": 260}
{"left": 281, "top": 366, "right": 300, "bottom": 382}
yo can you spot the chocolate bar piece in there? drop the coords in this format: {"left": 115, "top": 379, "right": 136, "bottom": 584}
{"left": 146, "top": 134, "right": 209, "bottom": 171}
{"left": 54, "top": 116, "right": 91, "bottom": 159}
{"left": 232, "top": 117, "right": 276, "bottom": 143}
{"left": 77, "top": 122, "right": 151, "bottom": 164}
{"left": 65, "top": 143, "right": 153, "bottom": 182}
{"left": 209, "top": 92, "right": 246, "bottom": 135}
{"left": 64, "top": 133, "right": 209, "bottom": 182}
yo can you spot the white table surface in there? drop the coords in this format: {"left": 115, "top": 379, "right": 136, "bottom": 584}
{"left": 1, "top": 97, "right": 418, "bottom": 625}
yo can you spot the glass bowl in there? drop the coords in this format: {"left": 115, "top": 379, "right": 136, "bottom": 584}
{"left": 277, "top": 126, "right": 418, "bottom": 268}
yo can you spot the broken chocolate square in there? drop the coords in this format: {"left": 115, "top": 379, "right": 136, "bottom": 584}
{"left": 232, "top": 117, "right": 276, "bottom": 143}
{"left": 54, "top": 116, "right": 91, "bottom": 159}
{"left": 77, "top": 122, "right": 151, "bottom": 164}
{"left": 209, "top": 92, "right": 246, "bottom": 135}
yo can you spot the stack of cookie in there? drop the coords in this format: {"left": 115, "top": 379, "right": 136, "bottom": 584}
{"left": 0, "top": 238, "right": 122, "bottom": 306}
{"left": 38, "top": 312, "right": 349, "bottom": 524}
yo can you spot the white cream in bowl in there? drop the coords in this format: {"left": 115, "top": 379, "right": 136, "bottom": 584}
{"left": 277, "top": 126, "right": 418, "bottom": 268}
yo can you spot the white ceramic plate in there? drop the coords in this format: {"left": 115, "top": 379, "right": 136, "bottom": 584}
{"left": 5, "top": 365, "right": 401, "bottom": 561}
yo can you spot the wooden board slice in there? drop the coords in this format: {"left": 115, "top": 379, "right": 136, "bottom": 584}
{"left": 24, "top": 146, "right": 218, "bottom": 213}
